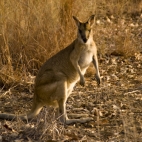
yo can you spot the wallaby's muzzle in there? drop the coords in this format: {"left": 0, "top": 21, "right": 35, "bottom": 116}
{"left": 82, "top": 37, "right": 87, "bottom": 43}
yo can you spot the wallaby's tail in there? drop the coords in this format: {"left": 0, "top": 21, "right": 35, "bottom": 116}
{"left": 0, "top": 103, "right": 42, "bottom": 121}
{"left": 0, "top": 113, "right": 18, "bottom": 120}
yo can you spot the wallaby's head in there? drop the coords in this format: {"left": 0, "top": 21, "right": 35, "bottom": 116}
{"left": 73, "top": 15, "right": 95, "bottom": 43}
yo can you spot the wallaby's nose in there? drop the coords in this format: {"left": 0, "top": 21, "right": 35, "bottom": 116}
{"left": 82, "top": 38, "right": 87, "bottom": 43}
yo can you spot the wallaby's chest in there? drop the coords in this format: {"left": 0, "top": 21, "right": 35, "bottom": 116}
{"left": 78, "top": 45, "right": 94, "bottom": 69}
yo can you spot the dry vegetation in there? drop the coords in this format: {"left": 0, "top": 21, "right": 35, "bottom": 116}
{"left": 0, "top": 0, "right": 142, "bottom": 142}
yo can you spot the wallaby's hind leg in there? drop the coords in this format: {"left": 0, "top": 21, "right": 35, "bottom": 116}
{"left": 58, "top": 102, "right": 93, "bottom": 125}
{"left": 58, "top": 99, "right": 67, "bottom": 123}
{"left": 56, "top": 80, "right": 68, "bottom": 123}
{"left": 56, "top": 80, "right": 93, "bottom": 124}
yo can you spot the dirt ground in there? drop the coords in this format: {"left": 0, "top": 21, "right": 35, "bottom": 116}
{"left": 0, "top": 53, "right": 142, "bottom": 142}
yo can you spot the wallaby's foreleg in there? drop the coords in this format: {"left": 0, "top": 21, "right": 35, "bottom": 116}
{"left": 93, "top": 53, "right": 100, "bottom": 85}
{"left": 71, "top": 61, "right": 85, "bottom": 86}
{"left": 70, "top": 50, "right": 85, "bottom": 86}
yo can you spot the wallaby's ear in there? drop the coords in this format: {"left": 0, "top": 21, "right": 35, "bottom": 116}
{"left": 73, "top": 16, "right": 80, "bottom": 27}
{"left": 88, "top": 15, "right": 95, "bottom": 27}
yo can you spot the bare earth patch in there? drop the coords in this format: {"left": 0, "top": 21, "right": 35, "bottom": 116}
{"left": 0, "top": 54, "right": 142, "bottom": 142}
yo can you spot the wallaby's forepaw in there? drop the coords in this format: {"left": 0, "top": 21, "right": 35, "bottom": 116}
{"left": 95, "top": 74, "right": 101, "bottom": 86}
{"left": 80, "top": 77, "right": 85, "bottom": 86}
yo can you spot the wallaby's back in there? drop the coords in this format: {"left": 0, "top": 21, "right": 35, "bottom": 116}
{"left": 35, "top": 40, "right": 79, "bottom": 87}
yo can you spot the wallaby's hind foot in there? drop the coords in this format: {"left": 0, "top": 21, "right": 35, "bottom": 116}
{"left": 57, "top": 113, "right": 93, "bottom": 125}
{"left": 66, "top": 117, "right": 93, "bottom": 125}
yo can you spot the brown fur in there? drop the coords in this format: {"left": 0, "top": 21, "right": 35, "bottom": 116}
{"left": 0, "top": 15, "right": 100, "bottom": 124}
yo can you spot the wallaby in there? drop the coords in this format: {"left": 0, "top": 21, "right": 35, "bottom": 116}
{"left": 0, "top": 15, "right": 100, "bottom": 124}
